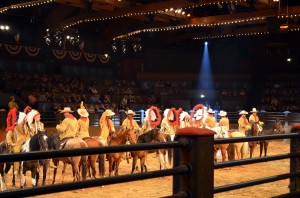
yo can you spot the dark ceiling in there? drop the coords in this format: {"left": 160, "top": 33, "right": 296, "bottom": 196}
{"left": 0, "top": 0, "right": 300, "bottom": 52}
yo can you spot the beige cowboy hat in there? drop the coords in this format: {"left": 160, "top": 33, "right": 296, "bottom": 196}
{"left": 60, "top": 107, "right": 74, "bottom": 113}
{"left": 207, "top": 108, "right": 214, "bottom": 114}
{"left": 105, "top": 109, "right": 115, "bottom": 117}
{"left": 218, "top": 110, "right": 227, "bottom": 117}
{"left": 239, "top": 110, "right": 248, "bottom": 115}
{"left": 250, "top": 108, "right": 258, "bottom": 113}
{"left": 77, "top": 102, "right": 89, "bottom": 117}
{"left": 126, "top": 109, "right": 136, "bottom": 116}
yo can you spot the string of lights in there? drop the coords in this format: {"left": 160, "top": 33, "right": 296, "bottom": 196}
{"left": 0, "top": 0, "right": 56, "bottom": 13}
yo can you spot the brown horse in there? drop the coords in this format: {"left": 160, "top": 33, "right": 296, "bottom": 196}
{"left": 248, "top": 122, "right": 260, "bottom": 158}
{"left": 108, "top": 128, "right": 138, "bottom": 177}
{"left": 82, "top": 138, "right": 99, "bottom": 179}
{"left": 48, "top": 135, "right": 88, "bottom": 183}
{"left": 90, "top": 136, "right": 107, "bottom": 178}
{"left": 227, "top": 131, "right": 249, "bottom": 160}
{"left": 259, "top": 118, "right": 285, "bottom": 157}
{"left": 131, "top": 129, "right": 172, "bottom": 173}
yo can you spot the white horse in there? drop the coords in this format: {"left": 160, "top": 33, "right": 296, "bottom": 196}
{"left": 228, "top": 131, "right": 249, "bottom": 160}
{"left": 211, "top": 126, "right": 229, "bottom": 162}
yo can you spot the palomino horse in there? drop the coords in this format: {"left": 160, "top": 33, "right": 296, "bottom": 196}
{"left": 259, "top": 118, "right": 285, "bottom": 157}
{"left": 108, "top": 128, "right": 138, "bottom": 177}
{"left": 227, "top": 131, "right": 249, "bottom": 160}
{"left": 248, "top": 122, "right": 260, "bottom": 158}
{"left": 47, "top": 134, "right": 88, "bottom": 183}
{"left": 130, "top": 129, "right": 172, "bottom": 173}
{"left": 20, "top": 131, "right": 49, "bottom": 188}
{"left": 213, "top": 126, "right": 229, "bottom": 163}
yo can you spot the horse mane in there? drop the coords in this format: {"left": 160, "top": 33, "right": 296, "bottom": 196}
{"left": 29, "top": 132, "right": 40, "bottom": 151}
{"left": 47, "top": 133, "right": 60, "bottom": 150}
{"left": 138, "top": 128, "right": 160, "bottom": 143}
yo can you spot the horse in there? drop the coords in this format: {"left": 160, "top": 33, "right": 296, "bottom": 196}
{"left": 47, "top": 134, "right": 88, "bottom": 183}
{"left": 20, "top": 131, "right": 49, "bottom": 188}
{"left": 0, "top": 141, "right": 15, "bottom": 191}
{"left": 82, "top": 137, "right": 100, "bottom": 179}
{"left": 131, "top": 128, "right": 172, "bottom": 174}
{"left": 227, "top": 131, "right": 249, "bottom": 160}
{"left": 108, "top": 128, "right": 138, "bottom": 177}
{"left": 248, "top": 122, "right": 260, "bottom": 158}
{"left": 90, "top": 136, "right": 107, "bottom": 178}
{"left": 213, "top": 126, "right": 229, "bottom": 163}
{"left": 259, "top": 118, "right": 285, "bottom": 157}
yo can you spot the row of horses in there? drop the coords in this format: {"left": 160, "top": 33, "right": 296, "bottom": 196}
{"left": 0, "top": 128, "right": 171, "bottom": 190}
{"left": 214, "top": 118, "right": 286, "bottom": 163}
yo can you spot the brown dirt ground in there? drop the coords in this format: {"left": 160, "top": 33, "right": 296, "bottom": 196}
{"left": 0, "top": 130, "right": 291, "bottom": 198}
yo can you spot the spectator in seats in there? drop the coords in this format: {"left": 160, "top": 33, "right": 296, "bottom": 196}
{"left": 8, "top": 96, "right": 19, "bottom": 110}
{"left": 121, "top": 109, "right": 141, "bottom": 131}
{"left": 28, "top": 94, "right": 39, "bottom": 110}
{"left": 99, "top": 109, "right": 116, "bottom": 143}
{"left": 238, "top": 110, "right": 251, "bottom": 134}
{"left": 120, "top": 95, "right": 128, "bottom": 109}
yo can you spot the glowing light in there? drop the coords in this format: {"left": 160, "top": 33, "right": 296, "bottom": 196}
{"left": 204, "top": 41, "right": 208, "bottom": 45}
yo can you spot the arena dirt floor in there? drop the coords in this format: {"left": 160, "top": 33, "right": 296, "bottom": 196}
{"left": 0, "top": 130, "right": 291, "bottom": 198}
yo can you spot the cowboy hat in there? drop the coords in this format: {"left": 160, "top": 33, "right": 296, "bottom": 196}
{"left": 60, "top": 107, "right": 74, "bottom": 113}
{"left": 239, "top": 110, "right": 248, "bottom": 115}
{"left": 27, "top": 109, "right": 40, "bottom": 125}
{"left": 105, "top": 109, "right": 115, "bottom": 117}
{"left": 207, "top": 108, "right": 214, "bottom": 114}
{"left": 250, "top": 108, "right": 258, "bottom": 113}
{"left": 218, "top": 110, "right": 227, "bottom": 117}
{"left": 126, "top": 109, "right": 136, "bottom": 116}
{"left": 77, "top": 108, "right": 89, "bottom": 117}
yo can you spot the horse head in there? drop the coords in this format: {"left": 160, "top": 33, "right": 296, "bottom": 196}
{"left": 273, "top": 118, "right": 285, "bottom": 134}
{"left": 36, "top": 130, "right": 48, "bottom": 151}
{"left": 126, "top": 129, "right": 139, "bottom": 144}
{"left": 48, "top": 133, "right": 60, "bottom": 150}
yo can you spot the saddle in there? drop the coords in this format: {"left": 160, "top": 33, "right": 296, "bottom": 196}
{"left": 60, "top": 137, "right": 73, "bottom": 149}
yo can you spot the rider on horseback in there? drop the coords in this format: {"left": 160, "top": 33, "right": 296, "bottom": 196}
{"left": 204, "top": 108, "right": 217, "bottom": 129}
{"left": 121, "top": 109, "right": 141, "bottom": 132}
{"left": 76, "top": 102, "right": 90, "bottom": 140}
{"left": 249, "top": 108, "right": 264, "bottom": 133}
{"left": 99, "top": 109, "right": 116, "bottom": 144}
{"left": 27, "top": 109, "right": 45, "bottom": 137}
{"left": 218, "top": 110, "right": 229, "bottom": 131}
{"left": 238, "top": 110, "right": 252, "bottom": 134}
{"left": 56, "top": 107, "right": 78, "bottom": 147}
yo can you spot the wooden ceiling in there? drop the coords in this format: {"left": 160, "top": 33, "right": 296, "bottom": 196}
{"left": 1, "top": 0, "right": 300, "bottom": 51}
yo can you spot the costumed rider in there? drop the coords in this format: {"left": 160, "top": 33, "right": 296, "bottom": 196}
{"left": 6, "top": 107, "right": 30, "bottom": 175}
{"left": 204, "top": 108, "right": 217, "bottom": 129}
{"left": 99, "top": 109, "right": 116, "bottom": 144}
{"left": 76, "top": 102, "right": 90, "bottom": 140}
{"left": 121, "top": 109, "right": 141, "bottom": 132}
{"left": 238, "top": 110, "right": 251, "bottom": 135}
{"left": 141, "top": 106, "right": 161, "bottom": 133}
{"left": 161, "top": 108, "right": 177, "bottom": 141}
{"left": 218, "top": 110, "right": 230, "bottom": 131}
{"left": 56, "top": 107, "right": 78, "bottom": 143}
{"left": 27, "top": 109, "right": 45, "bottom": 137}
{"left": 179, "top": 111, "right": 191, "bottom": 129}
{"left": 191, "top": 104, "right": 205, "bottom": 128}
{"left": 249, "top": 108, "right": 264, "bottom": 133}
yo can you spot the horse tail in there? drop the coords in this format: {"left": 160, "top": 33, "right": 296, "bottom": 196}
{"left": 241, "top": 142, "right": 249, "bottom": 159}
{"left": 98, "top": 154, "right": 105, "bottom": 177}
{"left": 80, "top": 141, "right": 88, "bottom": 181}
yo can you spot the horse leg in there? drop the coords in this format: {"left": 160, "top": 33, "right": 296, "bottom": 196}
{"left": 141, "top": 157, "right": 147, "bottom": 173}
{"left": 158, "top": 151, "right": 165, "bottom": 170}
{"left": 131, "top": 155, "right": 138, "bottom": 174}
{"left": 114, "top": 160, "right": 121, "bottom": 176}
{"left": 221, "top": 148, "right": 227, "bottom": 162}
{"left": 259, "top": 141, "right": 264, "bottom": 157}
{"left": 108, "top": 157, "right": 113, "bottom": 177}
{"left": 42, "top": 160, "right": 49, "bottom": 186}
{"left": 61, "top": 163, "right": 68, "bottom": 183}
{"left": 264, "top": 141, "right": 270, "bottom": 157}
{"left": 89, "top": 156, "right": 97, "bottom": 179}
{"left": 98, "top": 154, "right": 105, "bottom": 177}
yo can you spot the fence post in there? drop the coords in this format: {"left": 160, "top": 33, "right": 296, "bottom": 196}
{"left": 290, "top": 124, "right": 300, "bottom": 193}
{"left": 173, "top": 127, "right": 215, "bottom": 198}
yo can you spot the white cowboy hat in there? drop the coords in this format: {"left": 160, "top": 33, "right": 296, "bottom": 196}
{"left": 77, "top": 108, "right": 89, "bottom": 117}
{"left": 218, "top": 110, "right": 227, "bottom": 117}
{"left": 105, "top": 109, "right": 115, "bottom": 117}
{"left": 207, "top": 108, "right": 214, "bottom": 114}
{"left": 27, "top": 109, "right": 40, "bottom": 125}
{"left": 126, "top": 109, "right": 136, "bottom": 116}
{"left": 239, "top": 110, "right": 248, "bottom": 115}
{"left": 179, "top": 111, "right": 189, "bottom": 122}
{"left": 17, "top": 112, "right": 27, "bottom": 125}
{"left": 250, "top": 108, "right": 258, "bottom": 113}
{"left": 163, "top": 109, "right": 170, "bottom": 118}
{"left": 60, "top": 107, "right": 74, "bottom": 113}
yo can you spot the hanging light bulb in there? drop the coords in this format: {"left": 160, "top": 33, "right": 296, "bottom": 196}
{"left": 111, "top": 42, "right": 117, "bottom": 52}
{"left": 132, "top": 43, "right": 138, "bottom": 52}
{"left": 122, "top": 42, "right": 127, "bottom": 53}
